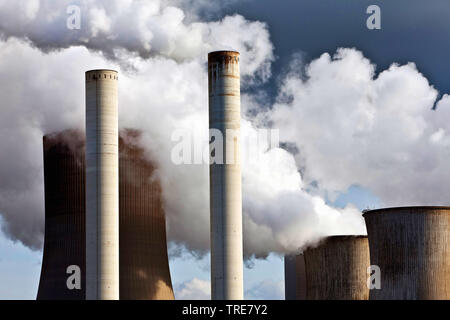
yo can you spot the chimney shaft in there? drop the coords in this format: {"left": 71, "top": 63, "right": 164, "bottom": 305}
{"left": 85, "top": 69, "right": 119, "bottom": 300}
{"left": 208, "top": 51, "right": 243, "bottom": 300}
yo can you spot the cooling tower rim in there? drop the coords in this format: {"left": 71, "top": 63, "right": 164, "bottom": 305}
{"left": 318, "top": 235, "right": 367, "bottom": 245}
{"left": 363, "top": 206, "right": 450, "bottom": 217}
{"left": 43, "top": 128, "right": 142, "bottom": 140}
{"left": 43, "top": 128, "right": 83, "bottom": 139}
{"left": 43, "top": 129, "right": 85, "bottom": 152}
{"left": 325, "top": 235, "right": 367, "bottom": 240}
{"left": 303, "top": 235, "right": 367, "bottom": 251}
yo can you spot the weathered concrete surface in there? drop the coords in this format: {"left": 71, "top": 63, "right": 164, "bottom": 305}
{"left": 37, "top": 130, "right": 86, "bottom": 300}
{"left": 284, "top": 255, "right": 296, "bottom": 300}
{"left": 118, "top": 129, "right": 174, "bottom": 300}
{"left": 304, "top": 236, "right": 370, "bottom": 300}
{"left": 364, "top": 206, "right": 450, "bottom": 300}
{"left": 284, "top": 253, "right": 307, "bottom": 300}
{"left": 37, "top": 129, "right": 174, "bottom": 300}
{"left": 208, "top": 51, "right": 243, "bottom": 300}
{"left": 85, "top": 70, "right": 119, "bottom": 300}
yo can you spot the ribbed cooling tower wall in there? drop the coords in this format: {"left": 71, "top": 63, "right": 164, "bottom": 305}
{"left": 364, "top": 206, "right": 450, "bottom": 300}
{"left": 37, "top": 130, "right": 86, "bottom": 300}
{"left": 119, "top": 129, "right": 174, "bottom": 300}
{"left": 304, "top": 236, "right": 370, "bottom": 300}
{"left": 37, "top": 129, "right": 174, "bottom": 300}
{"left": 284, "top": 255, "right": 296, "bottom": 300}
{"left": 284, "top": 254, "right": 307, "bottom": 300}
{"left": 295, "top": 254, "right": 307, "bottom": 300}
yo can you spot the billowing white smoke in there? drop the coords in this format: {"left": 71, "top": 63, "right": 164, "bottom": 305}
{"left": 0, "top": 0, "right": 274, "bottom": 252}
{"left": 0, "top": 0, "right": 272, "bottom": 81}
{"left": 267, "top": 48, "right": 450, "bottom": 206}
{"left": 0, "top": 41, "right": 111, "bottom": 249}
{"left": 116, "top": 56, "right": 365, "bottom": 257}
{"left": 240, "top": 124, "right": 365, "bottom": 257}
{"left": 0, "top": 1, "right": 446, "bottom": 258}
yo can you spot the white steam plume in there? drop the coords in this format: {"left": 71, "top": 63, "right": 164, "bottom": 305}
{"left": 117, "top": 56, "right": 366, "bottom": 257}
{"left": 0, "top": 0, "right": 276, "bottom": 252}
{"left": 0, "top": 0, "right": 272, "bottom": 81}
{"left": 1, "top": 1, "right": 447, "bottom": 259}
{"left": 0, "top": 37, "right": 365, "bottom": 256}
{"left": 267, "top": 48, "right": 450, "bottom": 207}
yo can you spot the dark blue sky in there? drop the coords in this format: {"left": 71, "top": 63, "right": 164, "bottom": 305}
{"left": 218, "top": 0, "right": 450, "bottom": 97}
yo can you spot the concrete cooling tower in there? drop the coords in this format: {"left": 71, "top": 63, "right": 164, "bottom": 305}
{"left": 37, "top": 130, "right": 86, "bottom": 300}
{"left": 364, "top": 206, "right": 450, "bottom": 300}
{"left": 284, "top": 254, "right": 307, "bottom": 300}
{"left": 37, "top": 129, "right": 174, "bottom": 300}
{"left": 304, "top": 235, "right": 370, "bottom": 300}
{"left": 118, "top": 129, "right": 174, "bottom": 299}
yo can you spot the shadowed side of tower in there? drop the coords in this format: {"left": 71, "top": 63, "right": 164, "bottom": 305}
{"left": 37, "top": 130, "right": 86, "bottom": 300}
{"left": 284, "top": 253, "right": 307, "bottom": 300}
{"left": 119, "top": 129, "right": 174, "bottom": 299}
{"left": 37, "top": 129, "right": 174, "bottom": 300}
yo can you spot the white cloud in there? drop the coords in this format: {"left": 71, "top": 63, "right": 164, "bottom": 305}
{"left": 0, "top": 0, "right": 274, "bottom": 252}
{"left": 268, "top": 48, "right": 449, "bottom": 206}
{"left": 241, "top": 122, "right": 366, "bottom": 257}
{"left": 245, "top": 279, "right": 284, "bottom": 300}
{"left": 0, "top": 2, "right": 447, "bottom": 261}
{"left": 88, "top": 7, "right": 112, "bottom": 37}
{"left": 0, "top": 40, "right": 105, "bottom": 249}
{"left": 0, "top": 0, "right": 274, "bottom": 81}
{"left": 175, "top": 278, "right": 211, "bottom": 300}
{"left": 0, "top": 38, "right": 366, "bottom": 256}
{"left": 174, "top": 275, "right": 285, "bottom": 300}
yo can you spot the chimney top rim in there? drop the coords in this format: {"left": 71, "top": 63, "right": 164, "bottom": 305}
{"left": 208, "top": 50, "right": 240, "bottom": 58}
{"left": 85, "top": 69, "right": 118, "bottom": 74}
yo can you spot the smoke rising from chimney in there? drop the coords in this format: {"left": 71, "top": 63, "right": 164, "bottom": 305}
{"left": 0, "top": 1, "right": 448, "bottom": 261}
{"left": 0, "top": 1, "right": 272, "bottom": 82}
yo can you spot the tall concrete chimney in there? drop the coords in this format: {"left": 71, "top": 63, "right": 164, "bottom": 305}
{"left": 208, "top": 51, "right": 243, "bottom": 300}
{"left": 85, "top": 70, "right": 119, "bottom": 300}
